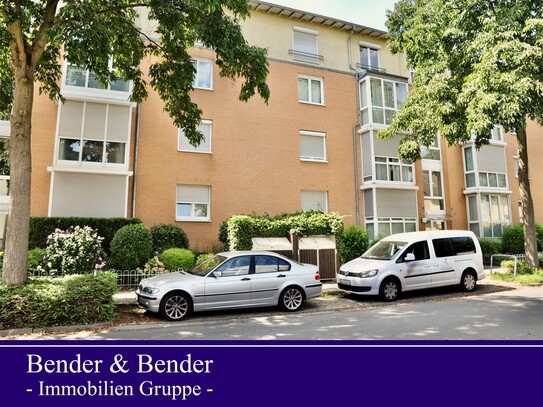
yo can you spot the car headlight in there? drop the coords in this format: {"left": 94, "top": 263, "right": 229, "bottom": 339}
{"left": 358, "top": 269, "right": 379, "bottom": 278}
{"left": 142, "top": 286, "right": 160, "bottom": 294}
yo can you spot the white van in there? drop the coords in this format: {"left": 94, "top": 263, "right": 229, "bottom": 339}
{"left": 337, "top": 230, "right": 485, "bottom": 301}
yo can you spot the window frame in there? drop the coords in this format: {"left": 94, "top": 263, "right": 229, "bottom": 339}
{"left": 422, "top": 169, "right": 445, "bottom": 213}
{"left": 178, "top": 119, "right": 213, "bottom": 154}
{"left": 359, "top": 76, "right": 408, "bottom": 126}
{"left": 374, "top": 156, "right": 413, "bottom": 183}
{"left": 291, "top": 27, "right": 320, "bottom": 64}
{"left": 300, "top": 190, "right": 328, "bottom": 212}
{"left": 298, "top": 75, "right": 324, "bottom": 105}
{"left": 191, "top": 57, "right": 214, "bottom": 90}
{"left": 299, "top": 130, "right": 327, "bottom": 162}
{"left": 359, "top": 42, "right": 381, "bottom": 71}
{"left": 176, "top": 184, "right": 211, "bottom": 222}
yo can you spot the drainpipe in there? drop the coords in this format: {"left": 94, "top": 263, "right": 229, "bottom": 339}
{"left": 348, "top": 27, "right": 361, "bottom": 227}
{"left": 131, "top": 103, "right": 141, "bottom": 218}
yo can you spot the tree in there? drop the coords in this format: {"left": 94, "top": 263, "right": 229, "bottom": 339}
{"left": 381, "top": 0, "right": 542, "bottom": 268}
{"left": 0, "top": 0, "right": 270, "bottom": 285}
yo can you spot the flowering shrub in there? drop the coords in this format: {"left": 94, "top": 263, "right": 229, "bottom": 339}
{"left": 37, "top": 226, "right": 106, "bottom": 275}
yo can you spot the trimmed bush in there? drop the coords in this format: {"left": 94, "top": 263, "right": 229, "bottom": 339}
{"left": 500, "top": 259, "right": 530, "bottom": 275}
{"left": 29, "top": 217, "right": 142, "bottom": 252}
{"left": 0, "top": 272, "right": 118, "bottom": 330}
{"left": 150, "top": 223, "right": 190, "bottom": 253}
{"left": 478, "top": 238, "right": 502, "bottom": 257}
{"left": 501, "top": 223, "right": 543, "bottom": 254}
{"left": 109, "top": 224, "right": 153, "bottom": 270}
{"left": 38, "top": 226, "right": 106, "bottom": 275}
{"left": 339, "top": 225, "right": 369, "bottom": 263}
{"left": 220, "top": 211, "right": 344, "bottom": 251}
{"left": 159, "top": 248, "right": 195, "bottom": 271}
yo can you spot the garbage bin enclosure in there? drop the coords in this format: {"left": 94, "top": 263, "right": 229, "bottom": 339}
{"left": 251, "top": 237, "right": 294, "bottom": 259}
{"left": 298, "top": 235, "right": 339, "bottom": 280}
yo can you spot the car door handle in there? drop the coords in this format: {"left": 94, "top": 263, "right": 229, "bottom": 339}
{"left": 241, "top": 277, "right": 251, "bottom": 281}
{"left": 277, "top": 274, "right": 287, "bottom": 278}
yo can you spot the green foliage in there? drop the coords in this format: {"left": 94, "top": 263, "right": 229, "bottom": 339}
{"left": 150, "top": 223, "right": 189, "bottom": 254}
{"left": 159, "top": 248, "right": 195, "bottom": 271}
{"left": 0, "top": 138, "right": 8, "bottom": 175}
{"left": 109, "top": 224, "right": 153, "bottom": 271}
{"left": 29, "top": 217, "right": 142, "bottom": 252}
{"left": 339, "top": 225, "right": 369, "bottom": 264}
{"left": 220, "top": 211, "right": 344, "bottom": 251}
{"left": 195, "top": 253, "right": 215, "bottom": 265}
{"left": 0, "top": 272, "right": 118, "bottom": 330}
{"left": 501, "top": 223, "right": 543, "bottom": 254}
{"left": 478, "top": 238, "right": 503, "bottom": 257}
{"left": 27, "top": 248, "right": 46, "bottom": 272}
{"left": 500, "top": 260, "right": 530, "bottom": 275}
{"left": 37, "top": 226, "right": 106, "bottom": 275}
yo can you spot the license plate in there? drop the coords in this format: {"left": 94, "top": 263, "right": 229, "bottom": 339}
{"left": 340, "top": 279, "right": 351, "bottom": 286}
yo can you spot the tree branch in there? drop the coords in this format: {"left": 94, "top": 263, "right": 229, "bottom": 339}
{"left": 30, "top": 0, "right": 60, "bottom": 71}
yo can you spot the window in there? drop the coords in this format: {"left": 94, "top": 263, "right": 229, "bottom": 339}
{"left": 178, "top": 120, "right": 212, "bottom": 153}
{"left": 255, "top": 255, "right": 291, "bottom": 274}
{"left": 301, "top": 190, "right": 328, "bottom": 212}
{"left": 291, "top": 27, "right": 320, "bottom": 64}
{"left": 298, "top": 76, "right": 323, "bottom": 105}
{"left": 399, "top": 241, "right": 430, "bottom": 262}
{"left": 467, "top": 195, "right": 480, "bottom": 236}
{"left": 375, "top": 156, "right": 413, "bottom": 183}
{"left": 359, "top": 77, "right": 407, "bottom": 125}
{"left": 176, "top": 184, "right": 211, "bottom": 221}
{"left": 421, "top": 137, "right": 441, "bottom": 160}
{"left": 432, "top": 237, "right": 476, "bottom": 257}
{"left": 64, "top": 61, "right": 130, "bottom": 93}
{"left": 366, "top": 217, "right": 417, "bottom": 239}
{"left": 432, "top": 238, "right": 454, "bottom": 258}
{"left": 481, "top": 194, "right": 510, "bottom": 237}
{"left": 216, "top": 256, "right": 251, "bottom": 277}
{"left": 423, "top": 170, "right": 444, "bottom": 212}
{"left": 463, "top": 146, "right": 476, "bottom": 188}
{"left": 490, "top": 125, "right": 503, "bottom": 142}
{"left": 300, "top": 131, "right": 326, "bottom": 161}
{"left": 359, "top": 45, "right": 380, "bottom": 70}
{"left": 478, "top": 172, "right": 507, "bottom": 189}
{"left": 57, "top": 101, "right": 129, "bottom": 166}
{"left": 192, "top": 58, "right": 213, "bottom": 89}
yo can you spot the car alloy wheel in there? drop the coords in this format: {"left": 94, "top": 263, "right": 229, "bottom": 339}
{"left": 280, "top": 287, "right": 304, "bottom": 311}
{"left": 161, "top": 292, "right": 191, "bottom": 321}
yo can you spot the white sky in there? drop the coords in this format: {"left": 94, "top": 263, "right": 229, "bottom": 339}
{"left": 270, "top": 0, "right": 399, "bottom": 31}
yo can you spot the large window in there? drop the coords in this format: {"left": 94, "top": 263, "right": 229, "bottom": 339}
{"left": 359, "top": 77, "right": 407, "bottom": 126}
{"left": 176, "top": 185, "right": 211, "bottom": 222}
{"left": 192, "top": 58, "right": 213, "bottom": 89}
{"left": 423, "top": 170, "right": 444, "bottom": 212}
{"left": 298, "top": 75, "right": 323, "bottom": 105}
{"left": 301, "top": 190, "right": 328, "bottom": 212}
{"left": 365, "top": 217, "right": 417, "bottom": 239}
{"left": 300, "top": 131, "right": 326, "bottom": 162}
{"left": 64, "top": 61, "right": 130, "bottom": 93}
{"left": 481, "top": 194, "right": 510, "bottom": 237}
{"left": 375, "top": 156, "right": 413, "bottom": 183}
{"left": 291, "top": 27, "right": 320, "bottom": 64}
{"left": 178, "top": 120, "right": 212, "bottom": 153}
{"left": 57, "top": 101, "right": 130, "bottom": 166}
{"left": 463, "top": 146, "right": 476, "bottom": 188}
{"left": 359, "top": 43, "right": 380, "bottom": 70}
{"left": 421, "top": 137, "right": 441, "bottom": 160}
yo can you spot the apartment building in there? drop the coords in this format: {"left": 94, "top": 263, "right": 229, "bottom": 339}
{"left": 1, "top": 1, "right": 542, "bottom": 251}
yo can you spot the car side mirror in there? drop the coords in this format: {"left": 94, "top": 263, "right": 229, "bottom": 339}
{"left": 404, "top": 253, "right": 416, "bottom": 262}
{"left": 213, "top": 271, "right": 222, "bottom": 278}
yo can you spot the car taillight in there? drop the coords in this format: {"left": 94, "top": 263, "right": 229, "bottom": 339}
{"left": 315, "top": 270, "right": 320, "bottom": 281}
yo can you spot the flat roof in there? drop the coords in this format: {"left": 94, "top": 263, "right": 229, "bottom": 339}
{"left": 249, "top": 1, "right": 388, "bottom": 40}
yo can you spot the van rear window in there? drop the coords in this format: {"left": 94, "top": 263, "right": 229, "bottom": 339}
{"left": 432, "top": 236, "right": 476, "bottom": 257}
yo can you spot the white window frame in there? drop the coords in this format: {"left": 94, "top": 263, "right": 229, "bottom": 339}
{"left": 365, "top": 217, "right": 417, "bottom": 239}
{"left": 359, "top": 41, "right": 381, "bottom": 70}
{"left": 301, "top": 190, "right": 328, "bottom": 212}
{"left": 178, "top": 120, "right": 212, "bottom": 153}
{"left": 359, "top": 76, "right": 408, "bottom": 126}
{"left": 463, "top": 146, "right": 476, "bottom": 188}
{"left": 55, "top": 100, "right": 130, "bottom": 169}
{"left": 421, "top": 136, "right": 441, "bottom": 161}
{"left": 490, "top": 125, "right": 504, "bottom": 143}
{"left": 300, "top": 130, "right": 327, "bottom": 162}
{"left": 374, "top": 156, "right": 413, "bottom": 183}
{"left": 192, "top": 58, "right": 213, "bottom": 90}
{"left": 480, "top": 194, "right": 511, "bottom": 238}
{"left": 292, "top": 27, "right": 320, "bottom": 64}
{"left": 176, "top": 184, "right": 211, "bottom": 222}
{"left": 422, "top": 169, "right": 445, "bottom": 214}
{"left": 298, "top": 75, "right": 324, "bottom": 105}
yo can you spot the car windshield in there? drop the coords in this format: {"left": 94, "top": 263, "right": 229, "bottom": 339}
{"left": 361, "top": 240, "right": 407, "bottom": 260}
{"left": 189, "top": 255, "right": 228, "bottom": 276}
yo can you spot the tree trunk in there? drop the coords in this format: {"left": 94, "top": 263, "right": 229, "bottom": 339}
{"left": 516, "top": 128, "right": 539, "bottom": 269}
{"left": 2, "top": 73, "right": 33, "bottom": 285}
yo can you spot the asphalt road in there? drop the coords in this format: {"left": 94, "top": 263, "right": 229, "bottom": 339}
{"left": 15, "top": 282, "right": 542, "bottom": 341}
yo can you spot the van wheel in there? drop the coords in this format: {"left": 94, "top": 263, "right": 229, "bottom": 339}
{"left": 461, "top": 271, "right": 477, "bottom": 292}
{"left": 379, "top": 278, "right": 400, "bottom": 302}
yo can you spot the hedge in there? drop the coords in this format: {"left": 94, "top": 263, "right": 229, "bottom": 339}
{"left": 0, "top": 272, "right": 118, "bottom": 330}
{"left": 219, "top": 211, "right": 344, "bottom": 251}
{"left": 29, "top": 217, "right": 142, "bottom": 252}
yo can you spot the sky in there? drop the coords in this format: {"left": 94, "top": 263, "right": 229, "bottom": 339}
{"left": 270, "top": 0, "right": 399, "bottom": 32}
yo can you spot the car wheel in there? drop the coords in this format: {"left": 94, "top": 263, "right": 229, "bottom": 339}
{"left": 279, "top": 286, "right": 304, "bottom": 312}
{"left": 160, "top": 292, "right": 192, "bottom": 321}
{"left": 379, "top": 278, "right": 400, "bottom": 302}
{"left": 461, "top": 270, "right": 477, "bottom": 292}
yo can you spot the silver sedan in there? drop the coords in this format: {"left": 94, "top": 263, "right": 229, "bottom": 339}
{"left": 136, "top": 251, "right": 322, "bottom": 321}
